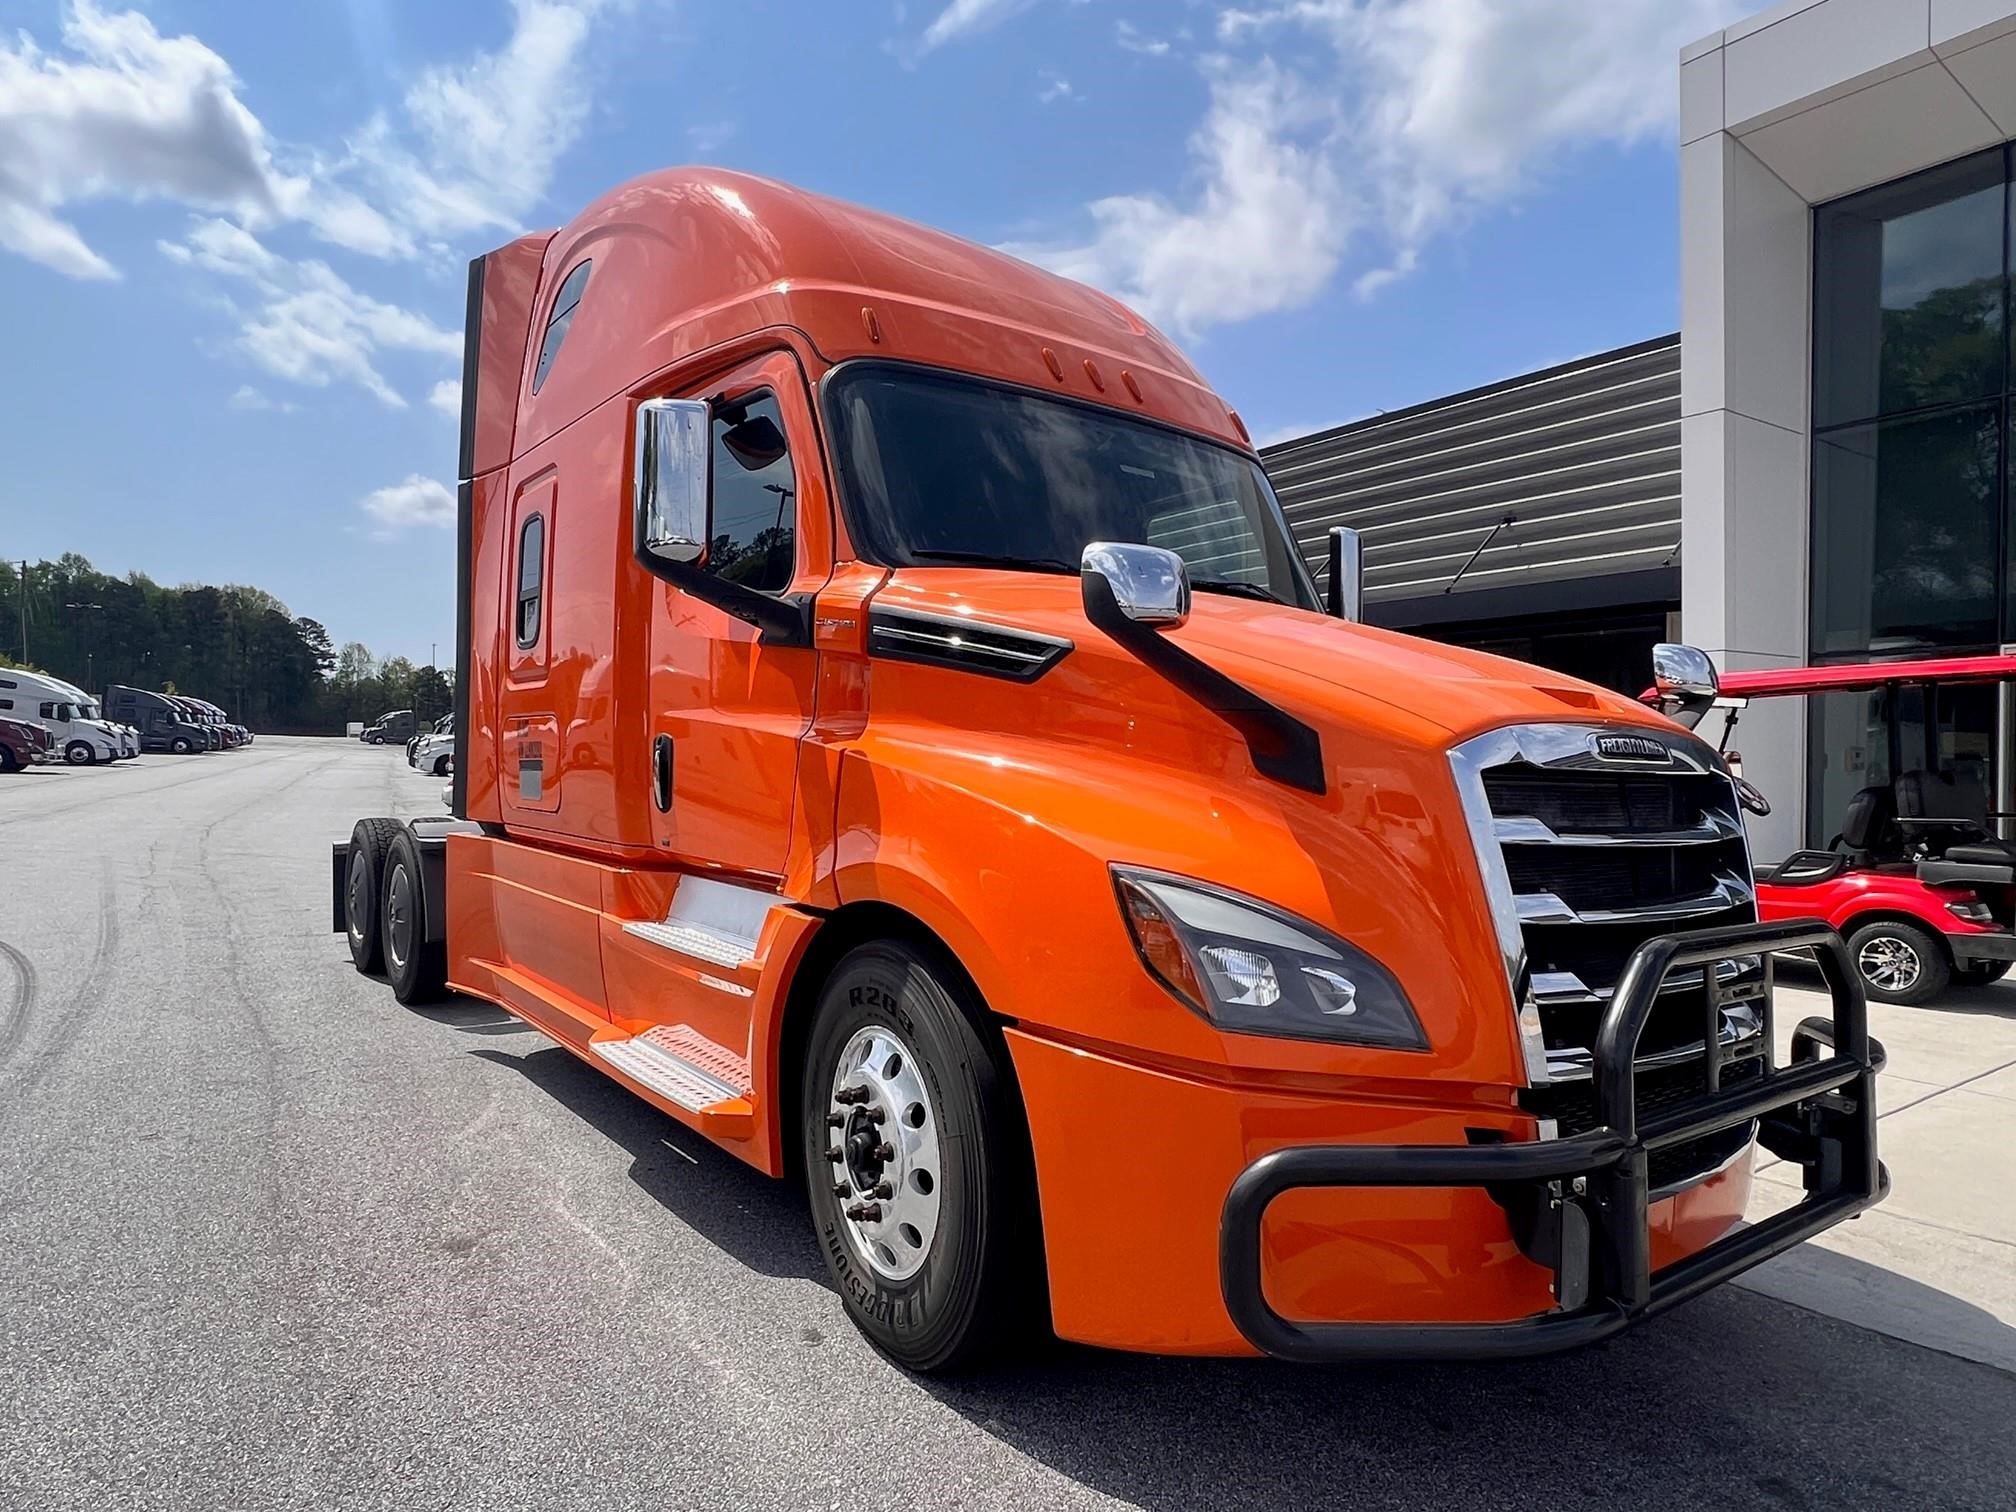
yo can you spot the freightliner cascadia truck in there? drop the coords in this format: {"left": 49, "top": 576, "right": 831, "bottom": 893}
{"left": 331, "top": 169, "right": 1887, "bottom": 1371}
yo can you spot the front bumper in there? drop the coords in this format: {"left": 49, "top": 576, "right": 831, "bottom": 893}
{"left": 1220, "top": 919, "right": 1887, "bottom": 1361}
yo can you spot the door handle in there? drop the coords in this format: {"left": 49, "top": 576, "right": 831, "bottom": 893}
{"left": 652, "top": 734, "right": 674, "bottom": 813}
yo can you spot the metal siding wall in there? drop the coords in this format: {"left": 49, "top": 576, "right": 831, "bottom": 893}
{"left": 1262, "top": 336, "right": 1681, "bottom": 615}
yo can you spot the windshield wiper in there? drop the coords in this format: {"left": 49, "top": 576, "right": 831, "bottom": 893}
{"left": 910, "top": 549, "right": 1079, "bottom": 574}
{"left": 1192, "top": 578, "right": 1286, "bottom": 605}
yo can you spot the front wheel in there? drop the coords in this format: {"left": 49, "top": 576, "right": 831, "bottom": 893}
{"left": 64, "top": 741, "right": 96, "bottom": 766}
{"left": 1847, "top": 919, "right": 1952, "bottom": 1006}
{"left": 170, "top": 736, "right": 193, "bottom": 754}
{"left": 432, "top": 754, "right": 451, "bottom": 777}
{"left": 801, "top": 941, "right": 1043, "bottom": 1373}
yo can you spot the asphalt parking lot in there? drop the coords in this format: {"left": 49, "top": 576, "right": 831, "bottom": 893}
{"left": 1, "top": 737, "right": 2012, "bottom": 1511}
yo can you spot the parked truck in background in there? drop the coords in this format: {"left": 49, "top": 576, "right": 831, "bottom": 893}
{"left": 0, "top": 668, "right": 125, "bottom": 765}
{"left": 0, "top": 714, "right": 55, "bottom": 771}
{"left": 361, "top": 709, "right": 416, "bottom": 746}
{"left": 104, "top": 685, "right": 210, "bottom": 754}
{"left": 331, "top": 169, "right": 1886, "bottom": 1371}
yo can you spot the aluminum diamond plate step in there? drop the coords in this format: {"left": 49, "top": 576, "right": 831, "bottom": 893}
{"left": 619, "top": 877, "right": 774, "bottom": 969}
{"left": 591, "top": 1024, "right": 751, "bottom": 1113}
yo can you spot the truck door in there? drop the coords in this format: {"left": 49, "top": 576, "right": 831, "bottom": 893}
{"left": 646, "top": 351, "right": 825, "bottom": 877}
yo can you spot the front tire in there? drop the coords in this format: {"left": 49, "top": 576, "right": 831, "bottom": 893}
{"left": 432, "top": 754, "right": 451, "bottom": 777}
{"left": 801, "top": 940, "right": 1042, "bottom": 1373}
{"left": 345, "top": 818, "right": 404, "bottom": 973}
{"left": 64, "top": 741, "right": 95, "bottom": 766}
{"left": 1847, "top": 919, "right": 1951, "bottom": 1006}
{"left": 170, "top": 736, "right": 193, "bottom": 754}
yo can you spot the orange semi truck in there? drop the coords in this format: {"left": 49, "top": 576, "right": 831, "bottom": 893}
{"left": 332, "top": 169, "right": 1886, "bottom": 1370}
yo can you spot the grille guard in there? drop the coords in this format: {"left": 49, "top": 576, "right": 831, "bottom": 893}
{"left": 1218, "top": 918, "right": 1888, "bottom": 1361}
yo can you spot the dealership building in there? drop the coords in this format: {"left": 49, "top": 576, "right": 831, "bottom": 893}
{"left": 1265, "top": 0, "right": 2016, "bottom": 862}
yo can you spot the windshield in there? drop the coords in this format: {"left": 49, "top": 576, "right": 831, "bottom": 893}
{"left": 825, "top": 365, "right": 1319, "bottom": 609}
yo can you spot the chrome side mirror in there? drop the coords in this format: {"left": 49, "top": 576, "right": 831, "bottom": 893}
{"left": 634, "top": 398, "right": 712, "bottom": 568}
{"left": 1327, "top": 526, "right": 1362, "bottom": 622}
{"left": 1652, "top": 642, "right": 1719, "bottom": 729}
{"left": 1081, "top": 542, "right": 1190, "bottom": 628}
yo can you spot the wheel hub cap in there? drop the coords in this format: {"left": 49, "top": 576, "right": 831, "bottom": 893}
{"left": 827, "top": 1024, "right": 941, "bottom": 1282}
{"left": 1859, "top": 936, "right": 1921, "bottom": 992}
{"left": 386, "top": 863, "right": 412, "bottom": 971}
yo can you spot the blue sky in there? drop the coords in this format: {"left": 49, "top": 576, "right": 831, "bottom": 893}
{"left": 0, "top": 0, "right": 1757, "bottom": 664}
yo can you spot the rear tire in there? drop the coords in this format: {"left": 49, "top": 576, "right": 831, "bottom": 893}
{"left": 1847, "top": 919, "right": 1951, "bottom": 1006}
{"left": 800, "top": 940, "right": 1043, "bottom": 1373}
{"left": 345, "top": 818, "right": 404, "bottom": 973}
{"left": 381, "top": 829, "right": 448, "bottom": 1005}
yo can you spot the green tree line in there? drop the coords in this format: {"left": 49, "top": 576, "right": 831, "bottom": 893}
{"left": 1, "top": 553, "right": 450, "bottom": 734}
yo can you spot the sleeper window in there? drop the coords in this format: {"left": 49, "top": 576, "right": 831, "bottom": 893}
{"left": 531, "top": 261, "right": 592, "bottom": 394}
{"left": 516, "top": 514, "right": 545, "bottom": 647}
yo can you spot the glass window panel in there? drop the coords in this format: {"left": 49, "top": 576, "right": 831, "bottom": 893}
{"left": 1810, "top": 404, "right": 2000, "bottom": 660}
{"left": 1805, "top": 689, "right": 1892, "bottom": 849}
{"left": 708, "top": 393, "right": 797, "bottom": 594}
{"left": 1813, "top": 148, "right": 2006, "bottom": 429}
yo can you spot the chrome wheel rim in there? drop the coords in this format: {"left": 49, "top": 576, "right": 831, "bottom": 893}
{"left": 346, "top": 851, "right": 370, "bottom": 944}
{"left": 1859, "top": 935, "right": 1922, "bottom": 994}
{"left": 825, "top": 1024, "right": 941, "bottom": 1282}
{"left": 385, "top": 862, "right": 413, "bottom": 973}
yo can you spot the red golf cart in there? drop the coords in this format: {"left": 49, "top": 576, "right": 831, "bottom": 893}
{"left": 1649, "top": 651, "right": 2016, "bottom": 1006}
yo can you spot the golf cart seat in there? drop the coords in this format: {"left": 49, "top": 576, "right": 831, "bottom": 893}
{"left": 1759, "top": 785, "right": 1892, "bottom": 886}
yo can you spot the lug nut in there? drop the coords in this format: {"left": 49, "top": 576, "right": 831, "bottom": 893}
{"left": 825, "top": 1112, "right": 844, "bottom": 1129}
{"left": 870, "top": 1182, "right": 893, "bottom": 1200}
{"left": 874, "top": 1142, "right": 896, "bottom": 1163}
{"left": 845, "top": 1202, "right": 883, "bottom": 1223}
{"left": 825, "top": 1146, "right": 843, "bottom": 1163}
{"left": 865, "top": 1106, "right": 886, "bottom": 1125}
{"left": 834, "top": 1087, "right": 870, "bottom": 1106}
{"left": 832, "top": 1182, "right": 851, "bottom": 1199}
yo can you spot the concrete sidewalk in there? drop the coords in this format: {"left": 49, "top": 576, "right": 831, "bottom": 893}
{"left": 1738, "top": 968, "right": 2016, "bottom": 1374}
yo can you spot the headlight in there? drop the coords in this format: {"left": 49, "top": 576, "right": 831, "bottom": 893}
{"left": 1111, "top": 867, "right": 1427, "bottom": 1049}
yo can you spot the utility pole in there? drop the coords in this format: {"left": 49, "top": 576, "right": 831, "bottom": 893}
{"left": 16, "top": 560, "right": 26, "bottom": 665}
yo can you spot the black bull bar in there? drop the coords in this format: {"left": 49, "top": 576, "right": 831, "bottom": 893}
{"left": 1220, "top": 919, "right": 1889, "bottom": 1361}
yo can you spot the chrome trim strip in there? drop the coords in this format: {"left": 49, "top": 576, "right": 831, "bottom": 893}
{"left": 1513, "top": 873, "right": 1754, "bottom": 926}
{"left": 1542, "top": 1001, "right": 1765, "bottom": 1083}
{"left": 1649, "top": 1126, "right": 1756, "bottom": 1202}
{"left": 1492, "top": 811, "right": 1744, "bottom": 846}
{"left": 867, "top": 606, "right": 1074, "bottom": 682}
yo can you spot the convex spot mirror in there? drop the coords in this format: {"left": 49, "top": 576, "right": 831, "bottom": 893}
{"left": 635, "top": 397, "right": 712, "bottom": 568}
{"left": 1082, "top": 541, "right": 1190, "bottom": 628}
{"left": 1652, "top": 642, "right": 1719, "bottom": 730}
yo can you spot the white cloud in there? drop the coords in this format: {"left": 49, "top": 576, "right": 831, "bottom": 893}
{"left": 161, "top": 218, "right": 461, "bottom": 406}
{"left": 1022, "top": 0, "right": 1747, "bottom": 332}
{"left": 1114, "top": 20, "right": 1173, "bottom": 56}
{"left": 1038, "top": 71, "right": 1075, "bottom": 104}
{"left": 1005, "top": 61, "right": 1345, "bottom": 335}
{"left": 0, "top": 1, "right": 425, "bottom": 278}
{"left": 428, "top": 379, "right": 463, "bottom": 417}
{"left": 917, "top": 0, "right": 1089, "bottom": 52}
{"left": 228, "top": 384, "right": 297, "bottom": 414}
{"left": 347, "top": 0, "right": 613, "bottom": 242}
{"left": 360, "top": 475, "right": 456, "bottom": 538}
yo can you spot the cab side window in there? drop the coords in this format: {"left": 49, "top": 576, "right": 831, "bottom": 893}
{"left": 516, "top": 514, "right": 545, "bottom": 647}
{"left": 707, "top": 392, "right": 796, "bottom": 594}
{"left": 531, "top": 261, "right": 591, "bottom": 394}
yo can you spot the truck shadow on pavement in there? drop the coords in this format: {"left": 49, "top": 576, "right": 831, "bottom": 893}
{"left": 468, "top": 1041, "right": 828, "bottom": 1286}
{"left": 463, "top": 1038, "right": 2016, "bottom": 1510}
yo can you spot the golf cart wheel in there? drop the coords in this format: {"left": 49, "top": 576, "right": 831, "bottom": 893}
{"left": 345, "top": 817, "right": 404, "bottom": 974}
{"left": 1954, "top": 959, "right": 2013, "bottom": 987}
{"left": 801, "top": 940, "right": 1044, "bottom": 1374}
{"left": 64, "top": 741, "right": 95, "bottom": 765}
{"left": 1847, "top": 919, "right": 1951, "bottom": 1006}
{"left": 380, "top": 829, "right": 448, "bottom": 1005}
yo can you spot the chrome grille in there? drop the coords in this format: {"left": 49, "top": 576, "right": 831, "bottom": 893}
{"left": 1450, "top": 723, "right": 1768, "bottom": 1189}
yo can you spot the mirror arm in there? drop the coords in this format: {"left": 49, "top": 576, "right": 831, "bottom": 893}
{"left": 634, "top": 551, "right": 812, "bottom": 646}
{"left": 1082, "top": 571, "right": 1327, "bottom": 795}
